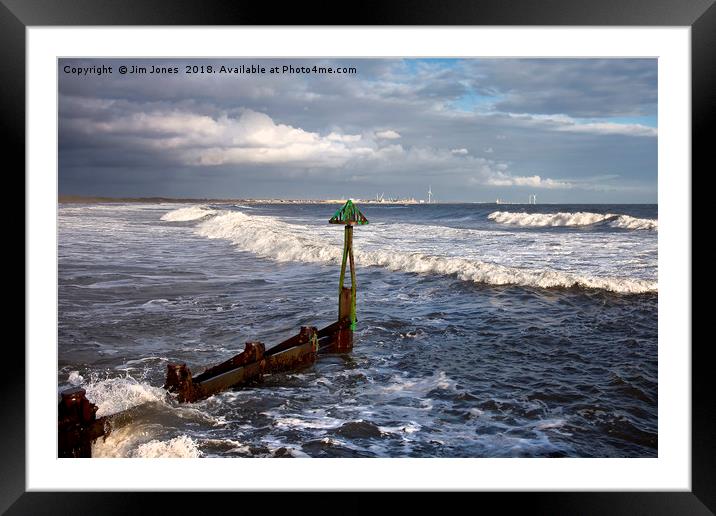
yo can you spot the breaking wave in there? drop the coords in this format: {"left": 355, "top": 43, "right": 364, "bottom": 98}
{"left": 160, "top": 205, "right": 217, "bottom": 222}
{"left": 93, "top": 425, "right": 203, "bottom": 458}
{"left": 72, "top": 372, "right": 167, "bottom": 417}
{"left": 182, "top": 208, "right": 656, "bottom": 294}
{"left": 608, "top": 214, "right": 658, "bottom": 231}
{"left": 131, "top": 436, "right": 202, "bottom": 458}
{"left": 488, "top": 211, "right": 657, "bottom": 231}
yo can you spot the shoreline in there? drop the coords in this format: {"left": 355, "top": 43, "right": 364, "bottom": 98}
{"left": 58, "top": 195, "right": 418, "bottom": 205}
{"left": 57, "top": 195, "right": 654, "bottom": 206}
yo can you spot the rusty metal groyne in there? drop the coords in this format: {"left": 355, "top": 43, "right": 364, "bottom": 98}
{"left": 58, "top": 200, "right": 368, "bottom": 457}
{"left": 58, "top": 387, "right": 110, "bottom": 458}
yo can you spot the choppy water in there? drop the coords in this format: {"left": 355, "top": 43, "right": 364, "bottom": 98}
{"left": 58, "top": 202, "right": 657, "bottom": 458}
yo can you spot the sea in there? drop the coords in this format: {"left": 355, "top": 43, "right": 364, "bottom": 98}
{"left": 57, "top": 202, "right": 658, "bottom": 458}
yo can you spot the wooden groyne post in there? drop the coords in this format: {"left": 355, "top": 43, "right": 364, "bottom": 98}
{"left": 58, "top": 387, "right": 109, "bottom": 458}
{"left": 329, "top": 199, "right": 369, "bottom": 352}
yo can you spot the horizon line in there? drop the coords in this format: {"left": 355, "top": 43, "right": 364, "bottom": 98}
{"left": 57, "top": 194, "right": 658, "bottom": 205}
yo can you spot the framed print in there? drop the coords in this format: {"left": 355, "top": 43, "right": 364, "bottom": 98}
{"left": 7, "top": 0, "right": 710, "bottom": 513}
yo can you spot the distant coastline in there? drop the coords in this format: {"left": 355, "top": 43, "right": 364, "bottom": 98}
{"left": 58, "top": 195, "right": 430, "bottom": 205}
{"left": 59, "top": 195, "right": 351, "bottom": 205}
{"left": 58, "top": 195, "right": 654, "bottom": 206}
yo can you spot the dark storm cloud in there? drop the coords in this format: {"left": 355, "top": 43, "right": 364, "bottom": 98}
{"left": 58, "top": 58, "right": 657, "bottom": 202}
{"left": 465, "top": 59, "right": 657, "bottom": 117}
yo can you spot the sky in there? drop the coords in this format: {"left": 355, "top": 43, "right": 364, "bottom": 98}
{"left": 58, "top": 58, "right": 657, "bottom": 203}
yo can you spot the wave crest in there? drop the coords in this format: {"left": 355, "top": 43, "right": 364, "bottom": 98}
{"left": 132, "top": 436, "right": 202, "bottom": 458}
{"left": 488, "top": 211, "right": 657, "bottom": 231}
{"left": 161, "top": 205, "right": 217, "bottom": 222}
{"left": 76, "top": 373, "right": 167, "bottom": 417}
{"left": 193, "top": 209, "right": 656, "bottom": 294}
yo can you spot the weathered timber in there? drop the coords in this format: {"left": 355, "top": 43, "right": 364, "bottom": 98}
{"left": 191, "top": 360, "right": 264, "bottom": 399}
{"left": 164, "top": 363, "right": 199, "bottom": 403}
{"left": 165, "top": 327, "right": 322, "bottom": 403}
{"left": 265, "top": 326, "right": 319, "bottom": 374}
{"left": 264, "top": 331, "right": 304, "bottom": 358}
{"left": 58, "top": 387, "right": 110, "bottom": 458}
{"left": 317, "top": 319, "right": 349, "bottom": 352}
{"left": 332, "top": 287, "right": 354, "bottom": 352}
{"left": 194, "top": 341, "right": 265, "bottom": 382}
{"left": 164, "top": 341, "right": 265, "bottom": 403}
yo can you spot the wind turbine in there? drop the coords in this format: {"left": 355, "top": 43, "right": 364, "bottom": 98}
{"left": 428, "top": 186, "right": 433, "bottom": 204}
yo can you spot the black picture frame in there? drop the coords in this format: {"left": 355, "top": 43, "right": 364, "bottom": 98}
{"left": 5, "top": 0, "right": 708, "bottom": 513}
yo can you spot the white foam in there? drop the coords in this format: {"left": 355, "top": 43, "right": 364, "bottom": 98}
{"left": 192, "top": 210, "right": 656, "bottom": 293}
{"left": 488, "top": 211, "right": 657, "bottom": 231}
{"left": 202, "top": 438, "right": 252, "bottom": 456}
{"left": 149, "top": 206, "right": 659, "bottom": 294}
{"left": 92, "top": 423, "right": 147, "bottom": 458}
{"left": 609, "top": 214, "right": 659, "bottom": 231}
{"left": 93, "top": 425, "right": 203, "bottom": 458}
{"left": 381, "top": 371, "right": 456, "bottom": 395}
{"left": 141, "top": 298, "right": 170, "bottom": 308}
{"left": 379, "top": 422, "right": 422, "bottom": 434}
{"left": 68, "top": 370, "right": 84, "bottom": 386}
{"left": 160, "top": 205, "right": 217, "bottom": 222}
{"left": 132, "top": 435, "right": 202, "bottom": 458}
{"left": 262, "top": 408, "right": 345, "bottom": 431}
{"left": 363, "top": 251, "right": 656, "bottom": 293}
{"left": 196, "top": 210, "right": 341, "bottom": 264}
{"left": 82, "top": 374, "right": 167, "bottom": 417}
{"left": 535, "top": 419, "right": 567, "bottom": 430}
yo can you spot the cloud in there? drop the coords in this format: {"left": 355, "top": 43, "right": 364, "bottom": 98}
{"left": 375, "top": 129, "right": 401, "bottom": 139}
{"left": 71, "top": 108, "right": 381, "bottom": 167}
{"left": 327, "top": 132, "right": 363, "bottom": 142}
{"left": 351, "top": 145, "right": 571, "bottom": 191}
{"left": 59, "top": 101, "right": 631, "bottom": 195}
{"left": 555, "top": 122, "right": 657, "bottom": 137}
{"left": 467, "top": 59, "right": 657, "bottom": 118}
{"left": 505, "top": 112, "right": 657, "bottom": 137}
{"left": 58, "top": 57, "right": 657, "bottom": 202}
{"left": 485, "top": 173, "right": 573, "bottom": 189}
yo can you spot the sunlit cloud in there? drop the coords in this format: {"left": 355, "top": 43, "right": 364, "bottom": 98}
{"left": 375, "top": 129, "right": 401, "bottom": 140}
{"left": 58, "top": 57, "right": 657, "bottom": 202}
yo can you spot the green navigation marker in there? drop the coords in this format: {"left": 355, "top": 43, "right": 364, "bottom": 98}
{"left": 329, "top": 200, "right": 368, "bottom": 335}
{"left": 329, "top": 199, "right": 369, "bottom": 226}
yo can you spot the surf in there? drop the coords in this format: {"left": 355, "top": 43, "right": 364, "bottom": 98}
{"left": 487, "top": 211, "right": 657, "bottom": 231}
{"left": 160, "top": 205, "right": 217, "bottom": 222}
{"left": 161, "top": 206, "right": 657, "bottom": 294}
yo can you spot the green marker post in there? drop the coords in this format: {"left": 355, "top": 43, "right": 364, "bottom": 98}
{"left": 329, "top": 200, "right": 369, "bottom": 349}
